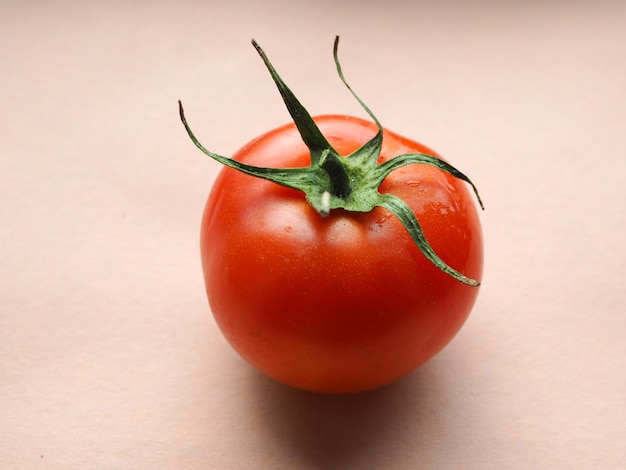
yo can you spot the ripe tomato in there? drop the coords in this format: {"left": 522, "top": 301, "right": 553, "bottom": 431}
{"left": 182, "top": 38, "right": 483, "bottom": 393}
{"left": 199, "top": 115, "right": 482, "bottom": 393}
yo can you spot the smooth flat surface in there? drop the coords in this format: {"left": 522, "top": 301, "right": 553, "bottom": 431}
{"left": 1, "top": 1, "right": 624, "bottom": 468}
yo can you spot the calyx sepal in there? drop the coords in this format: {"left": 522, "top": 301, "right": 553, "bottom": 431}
{"left": 179, "top": 37, "right": 484, "bottom": 286}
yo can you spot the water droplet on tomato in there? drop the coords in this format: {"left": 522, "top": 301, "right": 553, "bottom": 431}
{"left": 375, "top": 213, "right": 393, "bottom": 227}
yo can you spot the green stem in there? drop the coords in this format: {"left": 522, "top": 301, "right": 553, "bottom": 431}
{"left": 319, "top": 149, "right": 352, "bottom": 199}
{"left": 179, "top": 38, "right": 484, "bottom": 287}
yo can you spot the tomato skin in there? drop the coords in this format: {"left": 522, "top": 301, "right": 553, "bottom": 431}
{"left": 201, "top": 115, "right": 483, "bottom": 394}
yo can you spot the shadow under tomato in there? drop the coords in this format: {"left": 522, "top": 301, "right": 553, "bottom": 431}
{"left": 248, "top": 358, "right": 452, "bottom": 469}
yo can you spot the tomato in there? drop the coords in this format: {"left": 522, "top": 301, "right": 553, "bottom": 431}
{"left": 180, "top": 38, "right": 483, "bottom": 393}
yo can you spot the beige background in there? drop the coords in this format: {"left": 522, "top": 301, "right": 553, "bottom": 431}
{"left": 1, "top": 0, "right": 625, "bottom": 468}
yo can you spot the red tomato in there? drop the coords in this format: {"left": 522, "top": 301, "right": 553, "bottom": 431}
{"left": 181, "top": 38, "right": 483, "bottom": 393}
{"left": 199, "top": 115, "right": 483, "bottom": 393}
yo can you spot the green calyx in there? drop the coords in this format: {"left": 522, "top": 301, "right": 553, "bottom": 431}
{"left": 179, "top": 37, "right": 484, "bottom": 286}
